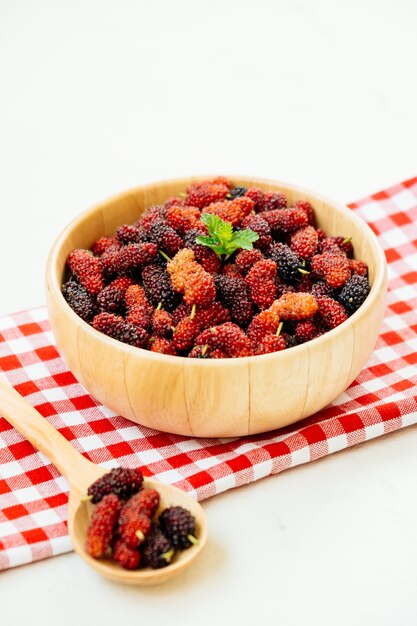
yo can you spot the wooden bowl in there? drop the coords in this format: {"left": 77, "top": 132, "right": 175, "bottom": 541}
{"left": 45, "top": 177, "right": 387, "bottom": 438}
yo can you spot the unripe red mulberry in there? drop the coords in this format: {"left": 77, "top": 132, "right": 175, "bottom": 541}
{"left": 167, "top": 248, "right": 216, "bottom": 307}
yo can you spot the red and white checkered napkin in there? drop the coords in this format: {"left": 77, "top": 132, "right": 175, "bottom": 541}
{"left": 1, "top": 178, "right": 417, "bottom": 571}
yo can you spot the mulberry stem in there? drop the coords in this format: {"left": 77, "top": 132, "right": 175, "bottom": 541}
{"left": 187, "top": 534, "right": 199, "bottom": 545}
{"left": 159, "top": 250, "right": 171, "bottom": 262}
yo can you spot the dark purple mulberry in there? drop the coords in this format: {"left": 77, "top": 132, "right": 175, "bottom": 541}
{"left": 62, "top": 279, "right": 96, "bottom": 322}
{"left": 214, "top": 275, "right": 253, "bottom": 326}
{"left": 141, "top": 264, "right": 181, "bottom": 311}
{"left": 337, "top": 275, "right": 371, "bottom": 313}
{"left": 141, "top": 524, "right": 174, "bottom": 569}
{"left": 159, "top": 506, "right": 198, "bottom": 549}
{"left": 87, "top": 467, "right": 144, "bottom": 503}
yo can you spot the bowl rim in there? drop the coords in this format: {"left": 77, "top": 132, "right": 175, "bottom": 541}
{"left": 46, "top": 175, "right": 387, "bottom": 366}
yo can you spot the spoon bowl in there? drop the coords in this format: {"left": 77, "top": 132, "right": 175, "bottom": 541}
{"left": 0, "top": 377, "right": 207, "bottom": 584}
{"left": 70, "top": 474, "right": 207, "bottom": 585}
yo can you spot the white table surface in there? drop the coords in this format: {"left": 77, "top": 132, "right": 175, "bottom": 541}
{"left": 1, "top": 1, "right": 417, "bottom": 624}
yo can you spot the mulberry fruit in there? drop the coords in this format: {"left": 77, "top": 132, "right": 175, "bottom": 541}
{"left": 141, "top": 524, "right": 174, "bottom": 569}
{"left": 290, "top": 226, "right": 319, "bottom": 260}
{"left": 269, "top": 243, "right": 302, "bottom": 282}
{"left": 97, "top": 277, "right": 134, "bottom": 314}
{"left": 112, "top": 539, "right": 141, "bottom": 570}
{"left": 115, "top": 242, "right": 158, "bottom": 275}
{"left": 203, "top": 196, "right": 254, "bottom": 227}
{"left": 221, "top": 263, "right": 243, "bottom": 279}
{"left": 86, "top": 493, "right": 121, "bottom": 558}
{"left": 116, "top": 224, "right": 142, "bottom": 245}
{"left": 118, "top": 506, "right": 152, "bottom": 548}
{"left": 235, "top": 249, "right": 264, "bottom": 274}
{"left": 152, "top": 307, "right": 173, "bottom": 337}
{"left": 167, "top": 248, "right": 216, "bottom": 307}
{"left": 245, "top": 259, "right": 277, "bottom": 309}
{"left": 150, "top": 337, "right": 177, "bottom": 355}
{"left": 310, "top": 281, "right": 334, "bottom": 299}
{"left": 185, "top": 179, "right": 230, "bottom": 208}
{"left": 310, "top": 252, "right": 351, "bottom": 288}
{"left": 173, "top": 316, "right": 199, "bottom": 351}
{"left": 93, "top": 312, "right": 149, "bottom": 348}
{"left": 125, "top": 284, "right": 153, "bottom": 315}
{"left": 183, "top": 229, "right": 221, "bottom": 274}
{"left": 62, "top": 280, "right": 96, "bottom": 322}
{"left": 92, "top": 236, "right": 118, "bottom": 257}
{"left": 294, "top": 320, "right": 320, "bottom": 343}
{"left": 214, "top": 275, "right": 253, "bottom": 326}
{"left": 127, "top": 489, "right": 160, "bottom": 518}
{"left": 262, "top": 208, "right": 308, "bottom": 234}
{"left": 67, "top": 249, "right": 104, "bottom": 295}
{"left": 229, "top": 186, "right": 247, "bottom": 198}
{"left": 142, "top": 264, "right": 181, "bottom": 311}
{"left": 166, "top": 204, "right": 201, "bottom": 234}
{"left": 159, "top": 506, "right": 197, "bottom": 549}
{"left": 255, "top": 334, "right": 286, "bottom": 355}
{"left": 294, "top": 199, "right": 314, "bottom": 225}
{"left": 87, "top": 467, "right": 144, "bottom": 504}
{"left": 247, "top": 308, "right": 281, "bottom": 344}
{"left": 316, "top": 296, "right": 348, "bottom": 329}
{"left": 337, "top": 275, "right": 371, "bottom": 313}
{"left": 140, "top": 205, "right": 167, "bottom": 230}
{"left": 320, "top": 236, "right": 353, "bottom": 258}
{"left": 241, "top": 214, "right": 272, "bottom": 251}
{"left": 194, "top": 322, "right": 254, "bottom": 358}
{"left": 100, "top": 243, "right": 122, "bottom": 279}
{"left": 350, "top": 259, "right": 368, "bottom": 277}
{"left": 245, "top": 187, "right": 287, "bottom": 211}
{"left": 171, "top": 302, "right": 192, "bottom": 326}
{"left": 271, "top": 292, "right": 318, "bottom": 320}
{"left": 147, "top": 220, "right": 184, "bottom": 257}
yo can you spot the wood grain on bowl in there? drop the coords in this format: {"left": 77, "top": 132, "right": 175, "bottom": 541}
{"left": 45, "top": 177, "right": 387, "bottom": 437}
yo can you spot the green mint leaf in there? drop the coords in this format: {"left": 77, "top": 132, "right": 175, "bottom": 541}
{"left": 231, "top": 228, "right": 259, "bottom": 251}
{"left": 196, "top": 235, "right": 219, "bottom": 247}
{"left": 196, "top": 216, "right": 259, "bottom": 259}
{"left": 201, "top": 213, "right": 233, "bottom": 242}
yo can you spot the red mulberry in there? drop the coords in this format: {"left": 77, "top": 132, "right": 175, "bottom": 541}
{"left": 271, "top": 292, "right": 318, "bottom": 320}
{"left": 262, "top": 208, "right": 308, "bottom": 234}
{"left": 290, "top": 226, "right": 319, "bottom": 260}
{"left": 245, "top": 187, "right": 287, "bottom": 211}
{"left": 241, "top": 214, "right": 272, "bottom": 251}
{"left": 245, "top": 259, "right": 277, "bottom": 309}
{"left": 316, "top": 296, "right": 348, "bottom": 329}
{"left": 167, "top": 248, "right": 216, "bottom": 307}
{"left": 93, "top": 312, "right": 149, "bottom": 348}
{"left": 86, "top": 493, "right": 121, "bottom": 558}
{"left": 185, "top": 179, "right": 229, "bottom": 208}
{"left": 112, "top": 539, "right": 141, "bottom": 570}
{"left": 67, "top": 249, "right": 104, "bottom": 295}
{"left": 311, "top": 252, "right": 351, "bottom": 288}
{"left": 203, "top": 196, "right": 254, "bottom": 227}
{"left": 194, "top": 322, "right": 254, "bottom": 358}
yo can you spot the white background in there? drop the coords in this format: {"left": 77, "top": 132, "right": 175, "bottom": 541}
{"left": 1, "top": 1, "right": 417, "bottom": 624}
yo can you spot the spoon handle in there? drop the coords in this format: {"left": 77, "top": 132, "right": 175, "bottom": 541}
{"left": 0, "top": 376, "right": 99, "bottom": 491}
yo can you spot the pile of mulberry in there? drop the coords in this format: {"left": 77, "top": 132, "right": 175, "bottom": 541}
{"left": 64, "top": 176, "right": 371, "bottom": 357}
{"left": 85, "top": 468, "right": 198, "bottom": 570}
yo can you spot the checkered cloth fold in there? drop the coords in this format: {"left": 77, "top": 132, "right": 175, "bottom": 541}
{"left": 1, "top": 177, "right": 417, "bottom": 570}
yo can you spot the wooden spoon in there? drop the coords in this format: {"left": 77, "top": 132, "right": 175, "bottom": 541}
{"left": 0, "top": 377, "right": 207, "bottom": 584}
